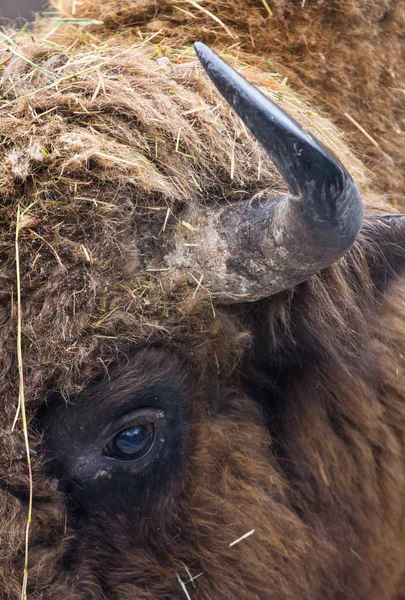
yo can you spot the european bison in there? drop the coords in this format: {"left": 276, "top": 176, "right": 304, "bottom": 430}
{"left": 1, "top": 3, "right": 405, "bottom": 600}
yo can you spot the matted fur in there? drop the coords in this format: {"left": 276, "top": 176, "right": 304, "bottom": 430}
{"left": 55, "top": 0, "right": 405, "bottom": 205}
{"left": 1, "top": 2, "right": 405, "bottom": 599}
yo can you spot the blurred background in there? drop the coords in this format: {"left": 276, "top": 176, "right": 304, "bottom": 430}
{"left": 0, "top": 0, "right": 46, "bottom": 26}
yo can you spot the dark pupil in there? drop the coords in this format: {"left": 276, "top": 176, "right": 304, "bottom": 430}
{"left": 110, "top": 424, "right": 154, "bottom": 460}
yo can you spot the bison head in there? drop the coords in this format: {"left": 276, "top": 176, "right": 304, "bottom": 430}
{"left": 1, "top": 32, "right": 405, "bottom": 600}
{"left": 28, "top": 45, "right": 405, "bottom": 600}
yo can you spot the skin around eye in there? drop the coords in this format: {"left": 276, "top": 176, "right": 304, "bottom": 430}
{"left": 38, "top": 351, "right": 191, "bottom": 513}
{"left": 104, "top": 423, "right": 155, "bottom": 461}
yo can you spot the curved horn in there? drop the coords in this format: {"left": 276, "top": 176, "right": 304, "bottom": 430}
{"left": 166, "top": 44, "right": 364, "bottom": 303}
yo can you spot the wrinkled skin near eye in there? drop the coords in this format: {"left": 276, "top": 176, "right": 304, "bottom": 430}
{"left": 39, "top": 348, "right": 193, "bottom": 517}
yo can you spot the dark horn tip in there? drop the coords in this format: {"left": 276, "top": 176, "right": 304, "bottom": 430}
{"left": 194, "top": 42, "right": 222, "bottom": 75}
{"left": 193, "top": 41, "right": 207, "bottom": 55}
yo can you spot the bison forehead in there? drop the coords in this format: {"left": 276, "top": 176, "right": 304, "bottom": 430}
{"left": 0, "top": 31, "right": 372, "bottom": 407}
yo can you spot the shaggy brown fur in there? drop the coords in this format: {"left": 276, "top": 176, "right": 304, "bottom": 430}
{"left": 1, "top": 2, "right": 405, "bottom": 599}
{"left": 55, "top": 0, "right": 405, "bottom": 205}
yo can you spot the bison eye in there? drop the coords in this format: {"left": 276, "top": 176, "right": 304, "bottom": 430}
{"left": 104, "top": 423, "right": 154, "bottom": 461}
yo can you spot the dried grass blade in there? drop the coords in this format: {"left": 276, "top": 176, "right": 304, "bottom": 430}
{"left": 229, "top": 529, "right": 255, "bottom": 547}
{"left": 181, "top": 0, "right": 236, "bottom": 39}
{"left": 177, "top": 573, "right": 192, "bottom": 600}
{"left": 0, "top": 37, "right": 56, "bottom": 80}
{"left": 12, "top": 204, "right": 33, "bottom": 600}
{"left": 343, "top": 112, "right": 381, "bottom": 149}
{"left": 260, "top": 0, "right": 273, "bottom": 17}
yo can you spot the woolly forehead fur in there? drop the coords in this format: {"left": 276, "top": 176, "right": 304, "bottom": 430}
{"left": 0, "top": 2, "right": 401, "bottom": 598}
{"left": 0, "top": 7, "right": 386, "bottom": 399}
{"left": 53, "top": 0, "right": 405, "bottom": 204}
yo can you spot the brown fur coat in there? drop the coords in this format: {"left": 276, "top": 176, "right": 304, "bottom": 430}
{"left": 0, "top": 1, "right": 405, "bottom": 598}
